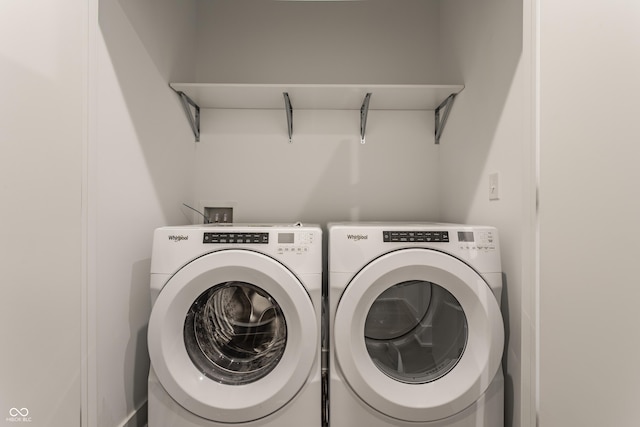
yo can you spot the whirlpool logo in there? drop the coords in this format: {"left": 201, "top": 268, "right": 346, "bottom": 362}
{"left": 6, "top": 407, "right": 31, "bottom": 423}
{"left": 168, "top": 235, "right": 189, "bottom": 242}
{"left": 347, "top": 234, "right": 368, "bottom": 242}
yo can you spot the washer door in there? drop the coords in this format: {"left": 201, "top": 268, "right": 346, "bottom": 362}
{"left": 334, "top": 249, "right": 503, "bottom": 422}
{"left": 148, "top": 250, "right": 318, "bottom": 423}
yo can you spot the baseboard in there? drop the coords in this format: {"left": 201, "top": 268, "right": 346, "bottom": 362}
{"left": 120, "top": 401, "right": 148, "bottom": 427}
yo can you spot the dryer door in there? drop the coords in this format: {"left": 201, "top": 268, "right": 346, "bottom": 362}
{"left": 333, "top": 248, "right": 503, "bottom": 422}
{"left": 148, "top": 249, "right": 318, "bottom": 423}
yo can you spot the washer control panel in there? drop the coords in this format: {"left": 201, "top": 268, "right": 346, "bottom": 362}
{"left": 203, "top": 232, "right": 269, "bottom": 244}
{"left": 383, "top": 231, "right": 450, "bottom": 243}
{"left": 202, "top": 231, "right": 317, "bottom": 255}
{"left": 276, "top": 231, "right": 316, "bottom": 255}
{"left": 457, "top": 230, "right": 497, "bottom": 251}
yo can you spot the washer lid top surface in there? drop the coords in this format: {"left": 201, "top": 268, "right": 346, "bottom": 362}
{"left": 334, "top": 248, "right": 504, "bottom": 422}
{"left": 148, "top": 249, "right": 318, "bottom": 423}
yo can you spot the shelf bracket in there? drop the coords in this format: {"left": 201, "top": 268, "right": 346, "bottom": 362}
{"left": 176, "top": 91, "right": 200, "bottom": 142}
{"left": 434, "top": 93, "right": 456, "bottom": 145}
{"left": 360, "top": 93, "right": 372, "bottom": 144}
{"left": 283, "top": 92, "right": 293, "bottom": 143}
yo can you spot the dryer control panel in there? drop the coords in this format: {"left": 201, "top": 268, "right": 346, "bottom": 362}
{"left": 381, "top": 229, "right": 497, "bottom": 252}
{"left": 328, "top": 223, "right": 500, "bottom": 275}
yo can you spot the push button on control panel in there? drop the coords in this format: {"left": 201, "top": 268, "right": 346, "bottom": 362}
{"left": 383, "top": 231, "right": 449, "bottom": 243}
{"left": 203, "top": 232, "right": 269, "bottom": 244}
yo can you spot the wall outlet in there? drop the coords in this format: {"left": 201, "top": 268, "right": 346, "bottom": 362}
{"left": 489, "top": 172, "right": 500, "bottom": 201}
{"left": 204, "top": 207, "right": 234, "bottom": 223}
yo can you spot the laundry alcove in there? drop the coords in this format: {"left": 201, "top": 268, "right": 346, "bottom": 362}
{"left": 90, "top": 1, "right": 533, "bottom": 427}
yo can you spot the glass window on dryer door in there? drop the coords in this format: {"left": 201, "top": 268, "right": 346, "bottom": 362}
{"left": 364, "top": 280, "right": 468, "bottom": 384}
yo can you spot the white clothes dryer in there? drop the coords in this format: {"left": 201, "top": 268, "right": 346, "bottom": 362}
{"left": 329, "top": 223, "right": 504, "bottom": 427}
{"left": 148, "top": 224, "right": 322, "bottom": 427}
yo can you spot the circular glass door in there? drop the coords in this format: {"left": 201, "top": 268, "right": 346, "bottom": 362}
{"left": 333, "top": 248, "right": 503, "bottom": 422}
{"left": 184, "top": 281, "right": 287, "bottom": 385}
{"left": 364, "top": 280, "right": 467, "bottom": 384}
{"left": 148, "top": 250, "right": 318, "bottom": 423}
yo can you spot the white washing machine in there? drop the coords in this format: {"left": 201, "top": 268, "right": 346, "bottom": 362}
{"left": 147, "top": 224, "right": 322, "bottom": 427}
{"left": 329, "top": 223, "right": 504, "bottom": 427}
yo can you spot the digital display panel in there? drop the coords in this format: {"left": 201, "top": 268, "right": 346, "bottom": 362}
{"left": 278, "top": 233, "right": 295, "bottom": 244}
{"left": 458, "top": 231, "right": 475, "bottom": 242}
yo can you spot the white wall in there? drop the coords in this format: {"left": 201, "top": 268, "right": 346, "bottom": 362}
{"left": 438, "top": 1, "right": 534, "bottom": 427}
{"left": 192, "top": 0, "right": 443, "bottom": 225}
{"left": 538, "top": 1, "right": 640, "bottom": 426}
{"left": 89, "top": 0, "right": 196, "bottom": 425}
{"left": 0, "top": 1, "right": 85, "bottom": 426}
{"left": 194, "top": 109, "right": 441, "bottom": 224}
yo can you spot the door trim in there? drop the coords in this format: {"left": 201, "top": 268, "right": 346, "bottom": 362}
{"left": 148, "top": 250, "right": 318, "bottom": 423}
{"left": 334, "top": 248, "right": 504, "bottom": 422}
